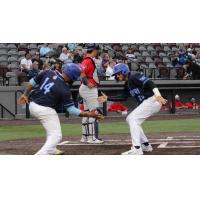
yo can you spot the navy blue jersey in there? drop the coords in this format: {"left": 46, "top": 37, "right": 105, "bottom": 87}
{"left": 30, "top": 70, "right": 74, "bottom": 109}
{"left": 108, "top": 72, "right": 155, "bottom": 104}
{"left": 127, "top": 73, "right": 155, "bottom": 103}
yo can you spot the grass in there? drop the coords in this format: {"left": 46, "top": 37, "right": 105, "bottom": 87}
{"left": 0, "top": 118, "right": 200, "bottom": 141}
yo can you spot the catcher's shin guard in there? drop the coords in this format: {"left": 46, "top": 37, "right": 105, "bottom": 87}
{"left": 82, "top": 117, "right": 95, "bottom": 139}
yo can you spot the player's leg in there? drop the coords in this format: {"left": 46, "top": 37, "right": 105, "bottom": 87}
{"left": 79, "top": 85, "right": 103, "bottom": 144}
{"left": 29, "top": 102, "right": 63, "bottom": 155}
{"left": 124, "top": 96, "right": 161, "bottom": 155}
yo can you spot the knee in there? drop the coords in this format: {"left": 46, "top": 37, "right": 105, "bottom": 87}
{"left": 126, "top": 115, "right": 138, "bottom": 124}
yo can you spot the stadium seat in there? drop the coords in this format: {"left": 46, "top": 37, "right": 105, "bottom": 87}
{"left": 29, "top": 50, "right": 37, "bottom": 56}
{"left": 29, "top": 43, "right": 38, "bottom": 50}
{"left": 8, "top": 63, "right": 19, "bottom": 72}
{"left": 7, "top": 44, "right": 17, "bottom": 50}
{"left": 134, "top": 51, "right": 141, "bottom": 57}
{"left": 130, "top": 62, "right": 139, "bottom": 71}
{"left": 0, "top": 57, "right": 8, "bottom": 66}
{"left": 147, "top": 45, "right": 155, "bottom": 51}
{"left": 172, "top": 46, "right": 179, "bottom": 52}
{"left": 145, "top": 57, "right": 154, "bottom": 63}
{"left": 159, "top": 52, "right": 167, "bottom": 58}
{"left": 0, "top": 50, "right": 8, "bottom": 59}
{"left": 166, "top": 63, "right": 174, "bottom": 68}
{"left": 0, "top": 44, "right": 8, "bottom": 51}
{"left": 6, "top": 72, "right": 18, "bottom": 86}
{"left": 18, "top": 51, "right": 26, "bottom": 57}
{"left": 18, "top": 43, "right": 28, "bottom": 51}
{"left": 163, "top": 46, "right": 171, "bottom": 52}
{"left": 139, "top": 45, "right": 147, "bottom": 51}
{"left": 8, "top": 50, "right": 19, "bottom": 58}
{"left": 163, "top": 57, "right": 171, "bottom": 63}
{"left": 142, "top": 51, "right": 150, "bottom": 57}
{"left": 150, "top": 51, "right": 158, "bottom": 57}
{"left": 8, "top": 57, "right": 19, "bottom": 64}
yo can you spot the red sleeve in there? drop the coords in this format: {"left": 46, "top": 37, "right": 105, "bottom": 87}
{"left": 81, "top": 59, "right": 94, "bottom": 75}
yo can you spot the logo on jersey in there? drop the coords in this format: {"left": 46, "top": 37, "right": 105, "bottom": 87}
{"left": 80, "top": 64, "right": 86, "bottom": 71}
{"left": 53, "top": 76, "right": 58, "bottom": 80}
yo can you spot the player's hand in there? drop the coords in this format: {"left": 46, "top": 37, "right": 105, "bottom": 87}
{"left": 85, "top": 111, "right": 104, "bottom": 121}
{"left": 155, "top": 96, "right": 167, "bottom": 106}
{"left": 97, "top": 92, "right": 108, "bottom": 103}
{"left": 18, "top": 95, "right": 29, "bottom": 105}
{"left": 87, "top": 83, "right": 95, "bottom": 89}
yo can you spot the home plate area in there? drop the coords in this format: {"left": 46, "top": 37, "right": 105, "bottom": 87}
{"left": 58, "top": 133, "right": 200, "bottom": 155}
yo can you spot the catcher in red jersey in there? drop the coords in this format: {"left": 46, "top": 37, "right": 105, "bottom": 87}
{"left": 79, "top": 43, "right": 104, "bottom": 144}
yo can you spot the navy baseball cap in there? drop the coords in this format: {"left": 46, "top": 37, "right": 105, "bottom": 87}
{"left": 85, "top": 43, "right": 100, "bottom": 51}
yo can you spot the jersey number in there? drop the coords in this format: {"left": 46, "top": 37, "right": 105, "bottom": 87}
{"left": 40, "top": 77, "right": 55, "bottom": 94}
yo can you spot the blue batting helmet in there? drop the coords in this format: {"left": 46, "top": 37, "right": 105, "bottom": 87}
{"left": 112, "top": 63, "right": 130, "bottom": 76}
{"left": 63, "top": 63, "right": 81, "bottom": 81}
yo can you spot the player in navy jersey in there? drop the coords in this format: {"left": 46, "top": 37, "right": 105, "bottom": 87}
{"left": 18, "top": 63, "right": 103, "bottom": 155}
{"left": 98, "top": 63, "right": 167, "bottom": 155}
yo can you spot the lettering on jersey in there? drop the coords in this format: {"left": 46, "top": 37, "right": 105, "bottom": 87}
{"left": 40, "top": 77, "right": 55, "bottom": 94}
{"left": 129, "top": 88, "right": 140, "bottom": 96}
{"left": 129, "top": 88, "right": 145, "bottom": 102}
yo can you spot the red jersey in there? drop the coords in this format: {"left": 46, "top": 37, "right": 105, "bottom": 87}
{"left": 185, "top": 102, "right": 200, "bottom": 109}
{"left": 80, "top": 57, "right": 98, "bottom": 86}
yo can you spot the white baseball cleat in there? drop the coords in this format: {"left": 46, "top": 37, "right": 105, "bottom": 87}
{"left": 54, "top": 148, "right": 65, "bottom": 155}
{"left": 121, "top": 147, "right": 143, "bottom": 155}
{"left": 80, "top": 136, "right": 88, "bottom": 143}
{"left": 141, "top": 144, "right": 153, "bottom": 152}
{"left": 87, "top": 137, "right": 104, "bottom": 144}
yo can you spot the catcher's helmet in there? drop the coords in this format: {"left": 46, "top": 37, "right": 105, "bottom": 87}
{"left": 85, "top": 43, "right": 100, "bottom": 51}
{"left": 63, "top": 63, "right": 81, "bottom": 81}
{"left": 112, "top": 63, "right": 130, "bottom": 76}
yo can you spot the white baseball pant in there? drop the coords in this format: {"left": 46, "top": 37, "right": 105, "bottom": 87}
{"left": 29, "top": 102, "right": 62, "bottom": 155}
{"left": 126, "top": 96, "right": 161, "bottom": 147}
{"left": 79, "top": 84, "right": 99, "bottom": 138}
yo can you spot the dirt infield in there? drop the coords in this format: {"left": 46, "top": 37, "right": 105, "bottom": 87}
{"left": 1, "top": 132, "right": 200, "bottom": 155}
{"left": 0, "top": 114, "right": 200, "bottom": 155}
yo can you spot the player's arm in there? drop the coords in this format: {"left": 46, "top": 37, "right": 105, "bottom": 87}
{"left": 98, "top": 87, "right": 130, "bottom": 103}
{"left": 18, "top": 71, "right": 46, "bottom": 105}
{"left": 143, "top": 78, "right": 167, "bottom": 105}
{"left": 80, "top": 72, "right": 95, "bottom": 89}
{"left": 65, "top": 104, "right": 104, "bottom": 120}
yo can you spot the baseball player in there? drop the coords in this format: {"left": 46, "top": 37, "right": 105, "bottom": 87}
{"left": 98, "top": 63, "right": 167, "bottom": 155}
{"left": 18, "top": 63, "right": 103, "bottom": 155}
{"left": 79, "top": 43, "right": 103, "bottom": 144}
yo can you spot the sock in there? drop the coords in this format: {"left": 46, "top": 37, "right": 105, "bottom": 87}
{"left": 143, "top": 142, "right": 149, "bottom": 146}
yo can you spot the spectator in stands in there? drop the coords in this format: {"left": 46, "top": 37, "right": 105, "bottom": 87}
{"left": 106, "top": 60, "right": 116, "bottom": 80}
{"left": 170, "top": 94, "right": 186, "bottom": 109}
{"left": 183, "top": 56, "right": 200, "bottom": 80}
{"left": 101, "top": 53, "right": 110, "bottom": 74}
{"left": 28, "top": 61, "right": 40, "bottom": 79}
{"left": 52, "top": 60, "right": 62, "bottom": 73}
{"left": 126, "top": 48, "right": 135, "bottom": 69}
{"left": 59, "top": 47, "right": 73, "bottom": 64}
{"left": 20, "top": 52, "right": 32, "bottom": 74}
{"left": 73, "top": 47, "right": 83, "bottom": 63}
{"left": 108, "top": 102, "right": 128, "bottom": 113}
{"left": 32, "top": 52, "right": 43, "bottom": 70}
{"left": 185, "top": 97, "right": 199, "bottom": 109}
{"left": 93, "top": 52, "right": 103, "bottom": 76}
{"left": 39, "top": 43, "right": 52, "bottom": 57}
